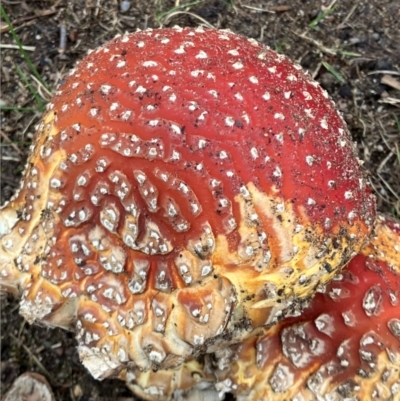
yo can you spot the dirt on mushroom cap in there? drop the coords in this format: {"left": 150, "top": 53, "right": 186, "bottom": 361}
{"left": 0, "top": 27, "right": 376, "bottom": 378}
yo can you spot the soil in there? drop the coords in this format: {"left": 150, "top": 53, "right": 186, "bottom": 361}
{"left": 0, "top": 1, "right": 399, "bottom": 400}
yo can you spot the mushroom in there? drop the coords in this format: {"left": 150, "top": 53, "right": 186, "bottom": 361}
{"left": 123, "top": 213, "right": 400, "bottom": 400}
{"left": 222, "top": 213, "right": 400, "bottom": 400}
{"left": 0, "top": 27, "right": 375, "bottom": 380}
{"left": 2, "top": 372, "right": 55, "bottom": 401}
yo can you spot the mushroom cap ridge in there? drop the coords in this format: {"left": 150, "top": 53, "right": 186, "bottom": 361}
{"left": 0, "top": 27, "right": 375, "bottom": 376}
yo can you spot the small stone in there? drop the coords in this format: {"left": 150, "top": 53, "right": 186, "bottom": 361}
{"left": 120, "top": 1, "right": 130, "bottom": 12}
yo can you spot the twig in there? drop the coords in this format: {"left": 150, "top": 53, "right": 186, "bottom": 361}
{"left": 30, "top": 74, "right": 53, "bottom": 100}
{"left": 337, "top": 3, "right": 358, "bottom": 29}
{"left": 270, "top": 5, "right": 292, "bottom": 12}
{"left": 0, "top": 43, "right": 36, "bottom": 51}
{"left": 379, "top": 97, "right": 400, "bottom": 106}
{"left": 293, "top": 32, "right": 337, "bottom": 55}
{"left": 369, "top": 179, "right": 391, "bottom": 205}
{"left": 10, "top": 333, "right": 55, "bottom": 384}
{"left": 395, "top": 142, "right": 400, "bottom": 164}
{"left": 377, "top": 119, "right": 397, "bottom": 154}
{"left": 358, "top": 117, "right": 367, "bottom": 139}
{"left": 367, "top": 70, "right": 400, "bottom": 76}
{"left": 163, "top": 11, "right": 215, "bottom": 28}
{"left": 0, "top": 6, "right": 50, "bottom": 91}
{"left": 311, "top": 62, "right": 322, "bottom": 79}
{"left": 58, "top": 25, "right": 67, "bottom": 54}
{"left": 260, "top": 25, "right": 265, "bottom": 41}
{"left": 18, "top": 319, "right": 27, "bottom": 340}
{"left": 377, "top": 152, "right": 394, "bottom": 174}
{"left": 0, "top": 9, "right": 57, "bottom": 33}
{"left": 378, "top": 173, "right": 400, "bottom": 200}
{"left": 14, "top": 320, "right": 68, "bottom": 388}
{"left": 21, "top": 113, "right": 41, "bottom": 142}
{"left": 240, "top": 4, "right": 275, "bottom": 13}
{"left": 0, "top": 129, "right": 23, "bottom": 155}
{"left": 325, "top": 0, "right": 338, "bottom": 10}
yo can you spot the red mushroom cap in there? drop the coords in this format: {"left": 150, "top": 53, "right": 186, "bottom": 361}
{"left": 124, "top": 213, "right": 400, "bottom": 400}
{"left": 0, "top": 27, "right": 375, "bottom": 377}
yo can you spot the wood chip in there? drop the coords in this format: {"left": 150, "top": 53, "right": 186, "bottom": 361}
{"left": 379, "top": 97, "right": 400, "bottom": 106}
{"left": 381, "top": 74, "right": 400, "bottom": 91}
{"left": 270, "top": 5, "right": 292, "bottom": 12}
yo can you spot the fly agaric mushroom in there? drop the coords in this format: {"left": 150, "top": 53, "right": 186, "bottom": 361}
{"left": 0, "top": 27, "right": 375, "bottom": 379}
{"left": 122, "top": 213, "right": 400, "bottom": 400}
{"left": 219, "top": 213, "right": 400, "bottom": 400}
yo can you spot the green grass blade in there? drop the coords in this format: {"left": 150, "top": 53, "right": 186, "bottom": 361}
{"left": 393, "top": 114, "right": 400, "bottom": 132}
{"left": 394, "top": 115, "right": 400, "bottom": 165}
{"left": 309, "top": 6, "right": 337, "bottom": 29}
{"left": 0, "top": 5, "right": 50, "bottom": 91}
{"left": 15, "top": 64, "right": 45, "bottom": 110}
{"left": 322, "top": 61, "right": 345, "bottom": 83}
{"left": 338, "top": 50, "right": 362, "bottom": 57}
